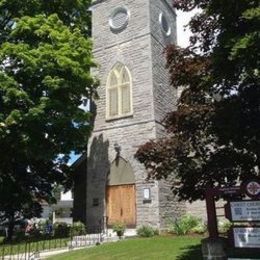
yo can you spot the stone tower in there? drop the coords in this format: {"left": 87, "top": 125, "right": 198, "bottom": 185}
{"left": 73, "top": 0, "right": 186, "bottom": 229}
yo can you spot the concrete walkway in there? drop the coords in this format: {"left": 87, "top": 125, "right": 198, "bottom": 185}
{"left": 40, "top": 246, "right": 94, "bottom": 259}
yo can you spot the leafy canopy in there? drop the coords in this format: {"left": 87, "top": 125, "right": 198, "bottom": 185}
{"left": 0, "top": 0, "right": 96, "bottom": 233}
{"left": 136, "top": 0, "right": 260, "bottom": 201}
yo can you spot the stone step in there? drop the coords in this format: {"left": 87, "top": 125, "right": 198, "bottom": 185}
{"left": 105, "top": 228, "right": 137, "bottom": 238}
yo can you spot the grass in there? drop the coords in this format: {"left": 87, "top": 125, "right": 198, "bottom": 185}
{"left": 47, "top": 236, "right": 202, "bottom": 260}
{"left": 0, "top": 237, "right": 70, "bottom": 256}
{"left": 2, "top": 235, "right": 259, "bottom": 259}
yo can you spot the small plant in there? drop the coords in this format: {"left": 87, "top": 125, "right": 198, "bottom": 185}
{"left": 37, "top": 220, "right": 50, "bottom": 236}
{"left": 218, "top": 220, "right": 232, "bottom": 234}
{"left": 168, "top": 215, "right": 201, "bottom": 236}
{"left": 71, "top": 221, "right": 86, "bottom": 236}
{"left": 137, "top": 225, "right": 159, "bottom": 237}
{"left": 37, "top": 220, "right": 47, "bottom": 232}
{"left": 112, "top": 222, "right": 126, "bottom": 238}
{"left": 14, "top": 230, "right": 26, "bottom": 242}
{"left": 53, "top": 222, "right": 70, "bottom": 238}
{"left": 191, "top": 222, "right": 207, "bottom": 234}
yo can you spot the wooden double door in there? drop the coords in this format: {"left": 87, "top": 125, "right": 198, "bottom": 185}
{"left": 106, "top": 184, "right": 136, "bottom": 227}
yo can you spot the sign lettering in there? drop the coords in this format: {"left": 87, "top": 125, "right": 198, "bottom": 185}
{"left": 233, "top": 227, "right": 260, "bottom": 248}
{"left": 228, "top": 201, "right": 260, "bottom": 222}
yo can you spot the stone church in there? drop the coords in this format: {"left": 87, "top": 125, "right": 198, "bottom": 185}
{"left": 73, "top": 0, "right": 202, "bottom": 230}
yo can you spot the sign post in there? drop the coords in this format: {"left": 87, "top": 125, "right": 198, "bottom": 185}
{"left": 203, "top": 179, "right": 260, "bottom": 259}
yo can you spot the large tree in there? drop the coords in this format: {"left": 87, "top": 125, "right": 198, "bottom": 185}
{"left": 136, "top": 0, "right": 259, "bottom": 201}
{"left": 0, "top": 0, "right": 96, "bottom": 240}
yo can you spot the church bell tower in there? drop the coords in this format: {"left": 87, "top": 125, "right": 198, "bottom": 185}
{"left": 81, "top": 0, "right": 184, "bottom": 229}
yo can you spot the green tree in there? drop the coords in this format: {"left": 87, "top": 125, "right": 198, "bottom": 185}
{"left": 0, "top": 0, "right": 96, "bottom": 240}
{"left": 136, "top": 0, "right": 259, "bottom": 201}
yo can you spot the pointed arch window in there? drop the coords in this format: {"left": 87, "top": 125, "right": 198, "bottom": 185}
{"left": 106, "top": 63, "right": 133, "bottom": 119}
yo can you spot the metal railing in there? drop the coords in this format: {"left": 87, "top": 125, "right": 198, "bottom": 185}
{"left": 0, "top": 226, "right": 102, "bottom": 260}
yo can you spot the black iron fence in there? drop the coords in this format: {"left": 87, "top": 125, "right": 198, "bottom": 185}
{"left": 0, "top": 226, "right": 102, "bottom": 260}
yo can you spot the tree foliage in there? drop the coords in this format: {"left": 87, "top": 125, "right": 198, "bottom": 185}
{"left": 136, "top": 0, "right": 260, "bottom": 202}
{"left": 0, "top": 0, "right": 96, "bottom": 239}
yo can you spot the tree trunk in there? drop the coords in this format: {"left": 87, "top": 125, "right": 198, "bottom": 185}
{"left": 7, "top": 213, "right": 15, "bottom": 242}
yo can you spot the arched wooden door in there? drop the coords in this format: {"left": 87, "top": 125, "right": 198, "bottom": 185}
{"left": 106, "top": 184, "right": 136, "bottom": 227}
{"left": 106, "top": 158, "right": 136, "bottom": 227}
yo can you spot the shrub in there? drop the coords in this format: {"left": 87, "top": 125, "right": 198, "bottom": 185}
{"left": 0, "top": 229, "right": 5, "bottom": 238}
{"left": 191, "top": 222, "right": 207, "bottom": 234}
{"left": 53, "top": 222, "right": 70, "bottom": 238}
{"left": 27, "top": 227, "right": 42, "bottom": 240}
{"left": 218, "top": 220, "right": 232, "bottom": 234}
{"left": 37, "top": 220, "right": 47, "bottom": 232}
{"left": 112, "top": 222, "right": 126, "bottom": 237}
{"left": 137, "top": 225, "right": 159, "bottom": 237}
{"left": 71, "top": 221, "right": 86, "bottom": 236}
{"left": 37, "top": 220, "right": 50, "bottom": 236}
{"left": 14, "top": 230, "right": 26, "bottom": 242}
{"left": 168, "top": 215, "right": 201, "bottom": 236}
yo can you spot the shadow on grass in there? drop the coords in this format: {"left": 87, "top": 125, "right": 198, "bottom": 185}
{"left": 176, "top": 244, "right": 202, "bottom": 260}
{"left": 176, "top": 245, "right": 260, "bottom": 260}
{"left": 228, "top": 248, "right": 260, "bottom": 259}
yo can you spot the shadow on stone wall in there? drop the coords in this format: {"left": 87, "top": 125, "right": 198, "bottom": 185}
{"left": 87, "top": 134, "right": 110, "bottom": 228}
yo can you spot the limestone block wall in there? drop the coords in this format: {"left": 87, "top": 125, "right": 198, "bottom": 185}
{"left": 92, "top": 0, "right": 150, "bottom": 51}
{"left": 150, "top": 0, "right": 177, "bottom": 46}
{"left": 163, "top": 0, "right": 175, "bottom": 9}
{"left": 73, "top": 158, "right": 87, "bottom": 224}
{"left": 150, "top": 0, "right": 178, "bottom": 127}
{"left": 86, "top": 121, "right": 161, "bottom": 227}
{"left": 159, "top": 178, "right": 186, "bottom": 228}
{"left": 185, "top": 201, "right": 208, "bottom": 221}
{"left": 185, "top": 200, "right": 225, "bottom": 224}
{"left": 88, "top": 0, "right": 164, "bottom": 228}
{"left": 136, "top": 180, "right": 160, "bottom": 228}
{"left": 92, "top": 34, "right": 154, "bottom": 131}
{"left": 149, "top": 1, "right": 184, "bottom": 227}
{"left": 92, "top": 0, "right": 155, "bottom": 131}
{"left": 87, "top": 0, "right": 185, "bottom": 229}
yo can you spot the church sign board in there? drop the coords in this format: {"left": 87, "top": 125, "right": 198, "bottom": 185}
{"left": 231, "top": 227, "right": 260, "bottom": 249}
{"left": 243, "top": 180, "right": 260, "bottom": 199}
{"left": 225, "top": 201, "right": 260, "bottom": 222}
{"left": 206, "top": 179, "right": 260, "bottom": 254}
{"left": 221, "top": 180, "right": 260, "bottom": 251}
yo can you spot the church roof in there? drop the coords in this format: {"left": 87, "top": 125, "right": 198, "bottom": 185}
{"left": 70, "top": 153, "right": 87, "bottom": 169}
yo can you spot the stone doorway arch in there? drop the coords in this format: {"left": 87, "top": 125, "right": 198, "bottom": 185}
{"left": 106, "top": 157, "right": 136, "bottom": 227}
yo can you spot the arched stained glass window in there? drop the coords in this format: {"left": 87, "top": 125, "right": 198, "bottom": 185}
{"left": 107, "top": 63, "right": 132, "bottom": 119}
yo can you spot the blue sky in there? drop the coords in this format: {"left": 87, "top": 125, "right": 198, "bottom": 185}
{"left": 68, "top": 152, "right": 81, "bottom": 165}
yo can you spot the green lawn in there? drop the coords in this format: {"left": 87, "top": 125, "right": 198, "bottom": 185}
{"left": 48, "top": 236, "right": 202, "bottom": 260}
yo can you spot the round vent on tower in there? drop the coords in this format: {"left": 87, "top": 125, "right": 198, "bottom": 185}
{"left": 159, "top": 12, "right": 171, "bottom": 36}
{"left": 109, "top": 7, "right": 130, "bottom": 32}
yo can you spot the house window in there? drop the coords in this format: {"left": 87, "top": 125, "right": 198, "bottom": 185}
{"left": 106, "top": 63, "right": 132, "bottom": 119}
